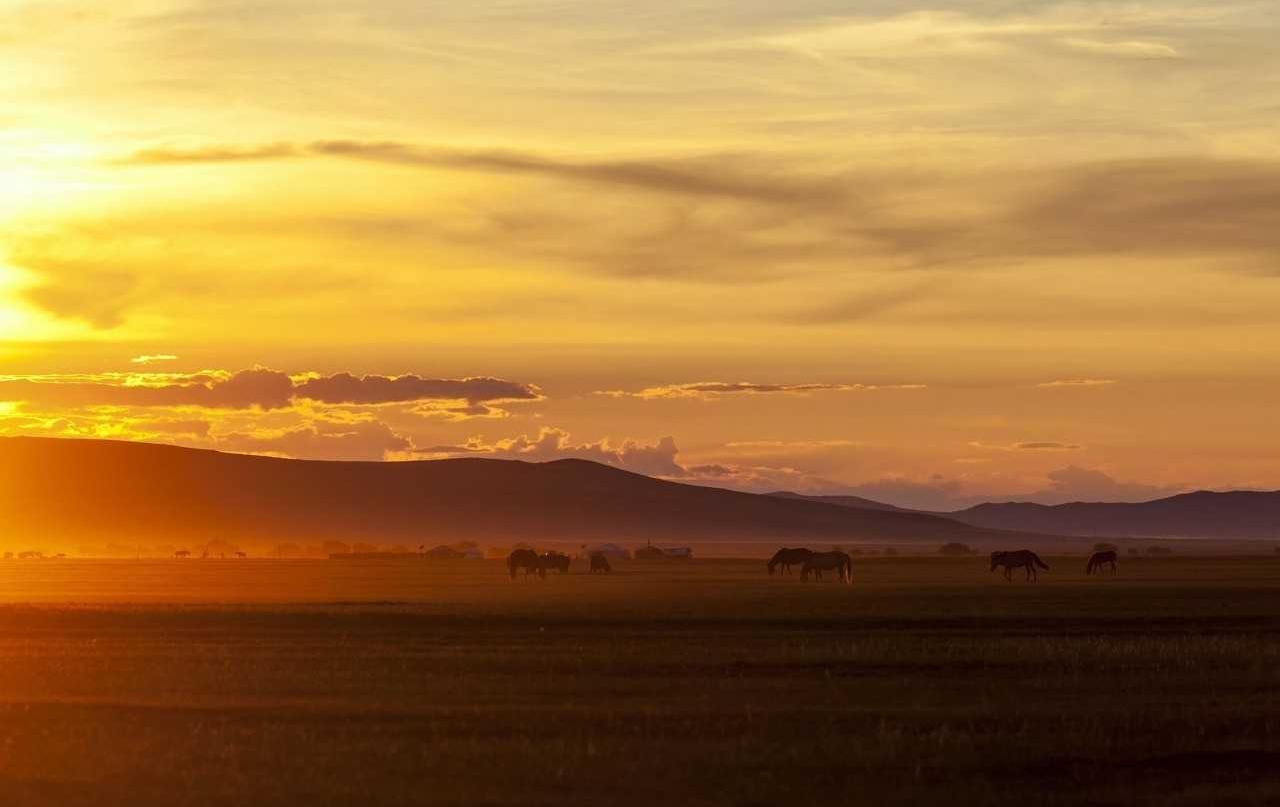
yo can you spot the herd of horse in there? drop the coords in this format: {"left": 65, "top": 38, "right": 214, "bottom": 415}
{"left": 509, "top": 546, "right": 1119, "bottom": 582}
{"left": 508, "top": 548, "right": 611, "bottom": 579}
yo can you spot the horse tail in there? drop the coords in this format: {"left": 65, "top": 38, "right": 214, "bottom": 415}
{"left": 1033, "top": 552, "right": 1050, "bottom": 570}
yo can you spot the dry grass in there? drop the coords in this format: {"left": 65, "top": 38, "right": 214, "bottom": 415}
{"left": 0, "top": 556, "right": 1277, "bottom": 805}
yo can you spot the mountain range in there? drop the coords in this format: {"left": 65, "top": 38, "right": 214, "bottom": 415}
{"left": 773, "top": 490, "right": 1280, "bottom": 541}
{"left": 0, "top": 437, "right": 1001, "bottom": 552}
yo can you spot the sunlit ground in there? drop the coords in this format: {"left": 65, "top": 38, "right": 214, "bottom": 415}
{"left": 0, "top": 556, "right": 1276, "bottom": 805}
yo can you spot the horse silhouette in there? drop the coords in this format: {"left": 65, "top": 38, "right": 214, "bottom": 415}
{"left": 800, "top": 551, "right": 853, "bottom": 584}
{"left": 1086, "top": 550, "right": 1118, "bottom": 575}
{"left": 589, "top": 552, "right": 612, "bottom": 574}
{"left": 507, "top": 548, "right": 544, "bottom": 580}
{"left": 990, "top": 550, "right": 1050, "bottom": 582}
{"left": 539, "top": 552, "right": 571, "bottom": 574}
{"left": 768, "top": 547, "right": 813, "bottom": 576}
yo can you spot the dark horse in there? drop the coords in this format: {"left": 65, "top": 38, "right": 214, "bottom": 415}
{"left": 1086, "top": 550, "right": 1118, "bottom": 575}
{"left": 507, "top": 548, "right": 544, "bottom": 580}
{"left": 539, "top": 551, "right": 571, "bottom": 574}
{"left": 589, "top": 552, "right": 612, "bottom": 574}
{"left": 767, "top": 547, "right": 814, "bottom": 576}
{"left": 990, "top": 550, "right": 1050, "bottom": 582}
{"left": 800, "top": 551, "right": 853, "bottom": 584}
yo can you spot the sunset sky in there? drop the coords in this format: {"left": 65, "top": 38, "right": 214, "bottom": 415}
{"left": 2, "top": 1, "right": 1278, "bottom": 509}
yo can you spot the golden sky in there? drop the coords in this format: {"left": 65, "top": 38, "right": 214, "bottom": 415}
{"left": 2, "top": 1, "right": 1278, "bottom": 508}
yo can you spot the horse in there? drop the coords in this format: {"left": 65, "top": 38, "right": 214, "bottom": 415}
{"left": 800, "top": 551, "right": 853, "bottom": 584}
{"left": 589, "top": 552, "right": 612, "bottom": 574}
{"left": 539, "top": 551, "right": 571, "bottom": 574}
{"left": 990, "top": 550, "right": 1050, "bottom": 582}
{"left": 767, "top": 547, "right": 813, "bottom": 576}
{"left": 507, "top": 548, "right": 544, "bottom": 580}
{"left": 1086, "top": 550, "right": 1118, "bottom": 575}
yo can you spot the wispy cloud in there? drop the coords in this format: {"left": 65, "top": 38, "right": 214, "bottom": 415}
{"left": 130, "top": 354, "right": 178, "bottom": 365}
{"left": 1037, "top": 379, "right": 1116, "bottom": 388}
{"left": 599, "top": 381, "right": 926, "bottom": 400}
{"left": 968, "top": 440, "right": 1083, "bottom": 451}
{"left": 0, "top": 369, "right": 541, "bottom": 410}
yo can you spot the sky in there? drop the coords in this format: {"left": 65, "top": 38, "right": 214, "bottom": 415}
{"left": 1, "top": 0, "right": 1278, "bottom": 509}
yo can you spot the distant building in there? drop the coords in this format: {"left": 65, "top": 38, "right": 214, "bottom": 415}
{"left": 586, "top": 543, "right": 631, "bottom": 560}
{"left": 634, "top": 542, "right": 693, "bottom": 560}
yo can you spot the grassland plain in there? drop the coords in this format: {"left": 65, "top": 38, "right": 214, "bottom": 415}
{"left": 0, "top": 556, "right": 1277, "bottom": 806}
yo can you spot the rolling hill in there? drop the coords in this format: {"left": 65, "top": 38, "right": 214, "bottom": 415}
{"left": 944, "top": 492, "right": 1280, "bottom": 540}
{"left": 772, "top": 488, "right": 1280, "bottom": 541}
{"left": 768, "top": 491, "right": 908, "bottom": 512}
{"left": 0, "top": 437, "right": 1008, "bottom": 553}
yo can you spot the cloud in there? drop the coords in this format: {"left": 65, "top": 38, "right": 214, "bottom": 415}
{"left": 0, "top": 369, "right": 296, "bottom": 410}
{"left": 1037, "top": 379, "right": 1116, "bottom": 388}
{"left": 117, "top": 140, "right": 837, "bottom": 204}
{"left": 423, "top": 428, "right": 857, "bottom": 492}
{"left": 0, "top": 369, "right": 541, "bottom": 411}
{"left": 600, "top": 381, "right": 926, "bottom": 400}
{"left": 1039, "top": 465, "right": 1181, "bottom": 503}
{"left": 422, "top": 428, "right": 685, "bottom": 477}
{"left": 1058, "top": 38, "right": 1179, "bottom": 60}
{"left": 968, "top": 440, "right": 1082, "bottom": 452}
{"left": 832, "top": 465, "right": 1185, "bottom": 511}
{"left": 217, "top": 420, "right": 411, "bottom": 462}
{"left": 131, "top": 354, "right": 178, "bottom": 365}
{"left": 294, "top": 373, "right": 541, "bottom": 406}
{"left": 22, "top": 266, "right": 137, "bottom": 329}
{"left": 121, "top": 143, "right": 299, "bottom": 165}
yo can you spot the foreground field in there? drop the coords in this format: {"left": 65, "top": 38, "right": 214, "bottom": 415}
{"left": 0, "top": 556, "right": 1277, "bottom": 805}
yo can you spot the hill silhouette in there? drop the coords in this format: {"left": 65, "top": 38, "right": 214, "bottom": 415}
{"left": 0, "top": 437, "right": 1007, "bottom": 551}
{"left": 773, "top": 487, "right": 1280, "bottom": 541}
{"left": 944, "top": 491, "right": 1280, "bottom": 540}
{"left": 768, "top": 491, "right": 908, "bottom": 512}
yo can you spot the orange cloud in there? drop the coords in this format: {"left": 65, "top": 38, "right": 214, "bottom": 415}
{"left": 600, "top": 381, "right": 926, "bottom": 400}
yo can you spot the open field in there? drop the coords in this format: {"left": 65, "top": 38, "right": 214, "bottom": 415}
{"left": 0, "top": 556, "right": 1278, "bottom": 805}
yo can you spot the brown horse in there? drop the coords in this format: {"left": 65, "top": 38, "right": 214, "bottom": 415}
{"left": 539, "top": 551, "right": 571, "bottom": 574}
{"left": 1086, "top": 550, "right": 1118, "bottom": 575}
{"left": 589, "top": 552, "right": 612, "bottom": 574}
{"left": 507, "top": 548, "right": 544, "bottom": 580}
{"left": 767, "top": 547, "right": 814, "bottom": 576}
{"left": 990, "top": 550, "right": 1050, "bottom": 582}
{"left": 800, "top": 551, "right": 853, "bottom": 584}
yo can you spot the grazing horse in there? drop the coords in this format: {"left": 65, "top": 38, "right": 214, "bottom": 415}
{"left": 589, "top": 552, "right": 612, "bottom": 574}
{"left": 990, "top": 550, "right": 1050, "bottom": 582}
{"left": 800, "top": 551, "right": 853, "bottom": 584}
{"left": 767, "top": 547, "right": 814, "bottom": 576}
{"left": 1086, "top": 550, "right": 1118, "bottom": 575}
{"left": 539, "top": 552, "right": 571, "bottom": 574}
{"left": 507, "top": 548, "right": 544, "bottom": 580}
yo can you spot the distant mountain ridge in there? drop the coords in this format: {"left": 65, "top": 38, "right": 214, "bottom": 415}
{"left": 768, "top": 491, "right": 909, "bottom": 512}
{"left": 944, "top": 491, "right": 1280, "bottom": 540}
{"left": 773, "top": 488, "right": 1280, "bottom": 541}
{"left": 0, "top": 437, "right": 1014, "bottom": 552}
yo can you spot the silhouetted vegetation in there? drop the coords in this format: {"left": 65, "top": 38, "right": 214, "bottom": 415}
{"left": 1147, "top": 545, "right": 1174, "bottom": 555}
{"left": 938, "top": 542, "right": 975, "bottom": 556}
